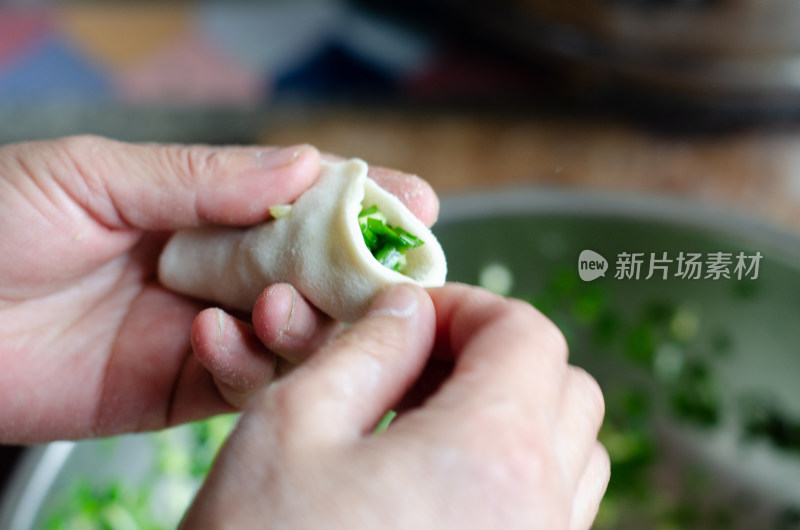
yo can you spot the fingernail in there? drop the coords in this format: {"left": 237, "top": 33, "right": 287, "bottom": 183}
{"left": 368, "top": 284, "right": 419, "bottom": 318}
{"left": 256, "top": 144, "right": 310, "bottom": 170}
{"left": 216, "top": 308, "right": 226, "bottom": 343}
{"left": 277, "top": 284, "right": 312, "bottom": 341}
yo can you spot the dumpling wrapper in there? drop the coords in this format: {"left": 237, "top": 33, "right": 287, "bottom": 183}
{"left": 158, "top": 158, "right": 447, "bottom": 322}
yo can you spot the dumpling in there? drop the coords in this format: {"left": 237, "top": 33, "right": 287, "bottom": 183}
{"left": 158, "top": 158, "right": 447, "bottom": 322}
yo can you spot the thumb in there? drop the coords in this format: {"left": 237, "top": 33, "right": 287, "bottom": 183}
{"left": 252, "top": 284, "right": 436, "bottom": 442}
{"left": 19, "top": 135, "right": 320, "bottom": 231}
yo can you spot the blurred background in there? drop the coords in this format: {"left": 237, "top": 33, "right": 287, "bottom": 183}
{"left": 1, "top": 1, "right": 800, "bottom": 529}
{"left": 0, "top": 0, "right": 798, "bottom": 228}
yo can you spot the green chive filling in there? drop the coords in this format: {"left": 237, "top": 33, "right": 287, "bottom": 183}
{"left": 374, "top": 410, "right": 397, "bottom": 434}
{"left": 358, "top": 204, "right": 424, "bottom": 274}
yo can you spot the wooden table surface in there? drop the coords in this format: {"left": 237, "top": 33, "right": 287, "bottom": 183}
{"left": 262, "top": 110, "right": 800, "bottom": 234}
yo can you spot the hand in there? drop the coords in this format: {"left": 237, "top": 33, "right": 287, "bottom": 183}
{"left": 0, "top": 135, "right": 438, "bottom": 443}
{"left": 182, "top": 284, "right": 609, "bottom": 530}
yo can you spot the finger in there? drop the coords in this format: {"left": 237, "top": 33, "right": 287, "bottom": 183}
{"left": 250, "top": 284, "right": 435, "bottom": 442}
{"left": 251, "top": 283, "right": 342, "bottom": 365}
{"left": 570, "top": 442, "right": 611, "bottom": 530}
{"left": 366, "top": 166, "right": 439, "bottom": 227}
{"left": 192, "top": 307, "right": 279, "bottom": 408}
{"left": 424, "top": 284, "right": 569, "bottom": 412}
{"left": 168, "top": 354, "right": 238, "bottom": 426}
{"left": 555, "top": 367, "right": 606, "bottom": 486}
{"left": 321, "top": 152, "right": 439, "bottom": 226}
{"left": 25, "top": 135, "right": 321, "bottom": 231}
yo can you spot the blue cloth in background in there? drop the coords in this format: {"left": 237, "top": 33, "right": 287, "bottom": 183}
{"left": 0, "top": 36, "right": 110, "bottom": 103}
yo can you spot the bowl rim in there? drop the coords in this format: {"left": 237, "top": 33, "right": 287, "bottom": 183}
{"left": 438, "top": 187, "right": 800, "bottom": 265}
{"left": 0, "top": 442, "right": 74, "bottom": 530}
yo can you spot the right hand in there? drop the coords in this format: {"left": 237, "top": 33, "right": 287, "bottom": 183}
{"left": 182, "top": 283, "right": 609, "bottom": 530}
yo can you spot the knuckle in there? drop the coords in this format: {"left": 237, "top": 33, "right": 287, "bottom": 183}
{"left": 595, "top": 441, "right": 611, "bottom": 475}
{"left": 164, "top": 144, "right": 223, "bottom": 183}
{"left": 45, "top": 136, "right": 117, "bottom": 207}
{"left": 54, "top": 134, "right": 108, "bottom": 154}
{"left": 425, "top": 399, "right": 574, "bottom": 524}
{"left": 507, "top": 299, "right": 570, "bottom": 363}
{"left": 51, "top": 134, "right": 110, "bottom": 175}
{"left": 534, "top": 314, "right": 569, "bottom": 363}
{"left": 569, "top": 366, "right": 606, "bottom": 422}
{"left": 462, "top": 399, "right": 547, "bottom": 479}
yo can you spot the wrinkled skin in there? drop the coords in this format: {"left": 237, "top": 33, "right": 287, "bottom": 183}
{"left": 183, "top": 284, "right": 609, "bottom": 530}
{"left": 0, "top": 136, "right": 438, "bottom": 441}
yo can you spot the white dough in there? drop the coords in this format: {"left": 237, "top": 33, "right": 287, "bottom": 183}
{"left": 158, "top": 158, "right": 447, "bottom": 322}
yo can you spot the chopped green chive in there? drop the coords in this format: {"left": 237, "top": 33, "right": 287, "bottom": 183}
{"left": 375, "top": 245, "right": 405, "bottom": 271}
{"left": 358, "top": 204, "right": 380, "bottom": 218}
{"left": 359, "top": 204, "right": 424, "bottom": 274}
{"left": 360, "top": 222, "right": 379, "bottom": 250}
{"left": 269, "top": 204, "right": 293, "bottom": 219}
{"left": 374, "top": 410, "right": 397, "bottom": 434}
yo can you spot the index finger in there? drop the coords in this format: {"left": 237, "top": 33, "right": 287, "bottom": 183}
{"left": 320, "top": 152, "right": 439, "bottom": 227}
{"left": 424, "top": 284, "right": 570, "bottom": 413}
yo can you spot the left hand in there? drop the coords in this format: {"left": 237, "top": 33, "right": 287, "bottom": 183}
{"left": 0, "top": 135, "right": 438, "bottom": 443}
